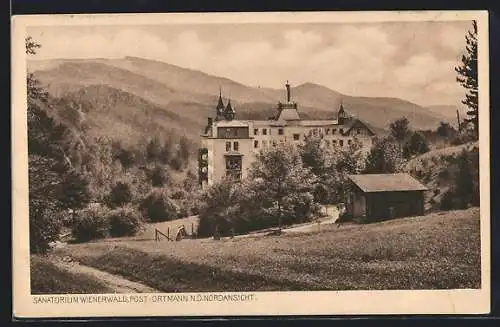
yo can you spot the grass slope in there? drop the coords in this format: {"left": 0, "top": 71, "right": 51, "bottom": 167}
{"left": 405, "top": 141, "right": 479, "bottom": 211}
{"left": 30, "top": 256, "right": 113, "bottom": 294}
{"left": 55, "top": 208, "right": 480, "bottom": 292}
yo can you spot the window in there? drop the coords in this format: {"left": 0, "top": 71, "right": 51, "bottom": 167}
{"left": 233, "top": 141, "right": 239, "bottom": 151}
{"left": 272, "top": 140, "right": 277, "bottom": 147}
{"left": 254, "top": 140, "right": 258, "bottom": 148}
{"left": 226, "top": 157, "right": 241, "bottom": 170}
{"left": 339, "top": 140, "right": 344, "bottom": 147}
{"left": 340, "top": 128, "right": 344, "bottom": 135}
{"left": 357, "top": 128, "right": 361, "bottom": 134}
{"left": 348, "top": 139, "right": 352, "bottom": 145}
{"left": 313, "top": 129, "right": 318, "bottom": 136}
{"left": 326, "top": 128, "right": 330, "bottom": 135}
{"left": 332, "top": 140, "right": 337, "bottom": 145}
{"left": 226, "top": 156, "right": 242, "bottom": 181}
{"left": 254, "top": 128, "right": 259, "bottom": 135}
{"left": 293, "top": 133, "right": 300, "bottom": 141}
{"left": 278, "top": 128, "right": 284, "bottom": 135}
{"left": 262, "top": 140, "right": 267, "bottom": 147}
{"left": 332, "top": 128, "right": 337, "bottom": 134}
{"left": 263, "top": 128, "right": 267, "bottom": 135}
{"left": 226, "top": 142, "right": 231, "bottom": 151}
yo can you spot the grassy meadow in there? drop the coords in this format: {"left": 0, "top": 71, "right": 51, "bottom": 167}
{"left": 52, "top": 207, "right": 481, "bottom": 292}
{"left": 30, "top": 256, "right": 113, "bottom": 294}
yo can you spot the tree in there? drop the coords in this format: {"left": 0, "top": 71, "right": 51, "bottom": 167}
{"left": 249, "top": 144, "right": 317, "bottom": 232}
{"left": 436, "top": 121, "right": 457, "bottom": 138}
{"left": 403, "top": 132, "right": 430, "bottom": 158}
{"left": 159, "top": 136, "right": 174, "bottom": 164}
{"left": 150, "top": 165, "right": 166, "bottom": 187}
{"left": 28, "top": 155, "right": 64, "bottom": 253}
{"left": 107, "top": 181, "right": 133, "bottom": 208}
{"left": 389, "top": 117, "right": 411, "bottom": 143}
{"left": 26, "top": 37, "right": 67, "bottom": 253}
{"left": 139, "top": 188, "right": 179, "bottom": 222}
{"left": 58, "top": 168, "right": 91, "bottom": 210}
{"left": 323, "top": 138, "right": 365, "bottom": 203}
{"left": 146, "top": 136, "right": 162, "bottom": 162}
{"left": 298, "top": 135, "right": 326, "bottom": 177}
{"left": 179, "top": 136, "right": 191, "bottom": 160}
{"left": 364, "top": 136, "right": 404, "bottom": 174}
{"left": 455, "top": 20, "right": 478, "bottom": 139}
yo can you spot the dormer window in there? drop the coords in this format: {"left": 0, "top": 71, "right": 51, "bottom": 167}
{"left": 278, "top": 128, "right": 284, "bottom": 135}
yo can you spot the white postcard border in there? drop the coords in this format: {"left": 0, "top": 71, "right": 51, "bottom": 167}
{"left": 11, "top": 10, "right": 491, "bottom": 318}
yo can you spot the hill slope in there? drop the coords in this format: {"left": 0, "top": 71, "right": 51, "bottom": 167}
{"left": 404, "top": 141, "right": 479, "bottom": 211}
{"left": 55, "top": 207, "right": 480, "bottom": 291}
{"left": 53, "top": 84, "right": 205, "bottom": 146}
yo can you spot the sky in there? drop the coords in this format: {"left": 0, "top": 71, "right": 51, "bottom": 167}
{"left": 27, "top": 20, "right": 474, "bottom": 107}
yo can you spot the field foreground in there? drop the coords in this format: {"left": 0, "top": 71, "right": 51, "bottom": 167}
{"left": 50, "top": 208, "right": 481, "bottom": 293}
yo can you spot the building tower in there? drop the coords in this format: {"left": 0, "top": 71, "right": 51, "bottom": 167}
{"left": 215, "top": 88, "right": 225, "bottom": 121}
{"left": 224, "top": 98, "right": 236, "bottom": 121}
{"left": 338, "top": 100, "right": 348, "bottom": 125}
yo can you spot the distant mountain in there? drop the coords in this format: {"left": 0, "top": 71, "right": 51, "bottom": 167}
{"left": 28, "top": 57, "right": 455, "bottom": 144}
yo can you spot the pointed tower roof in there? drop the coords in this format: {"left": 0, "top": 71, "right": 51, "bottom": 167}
{"left": 216, "top": 88, "right": 225, "bottom": 112}
{"left": 225, "top": 98, "right": 235, "bottom": 112}
{"left": 338, "top": 99, "right": 345, "bottom": 114}
{"left": 224, "top": 98, "right": 236, "bottom": 120}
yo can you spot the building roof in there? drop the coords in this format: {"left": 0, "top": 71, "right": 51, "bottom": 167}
{"left": 276, "top": 108, "right": 301, "bottom": 121}
{"left": 348, "top": 173, "right": 428, "bottom": 193}
{"left": 299, "top": 120, "right": 339, "bottom": 126}
{"left": 215, "top": 120, "right": 250, "bottom": 127}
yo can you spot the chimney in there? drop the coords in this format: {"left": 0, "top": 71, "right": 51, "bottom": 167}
{"left": 208, "top": 117, "right": 213, "bottom": 126}
{"left": 285, "top": 80, "right": 291, "bottom": 102}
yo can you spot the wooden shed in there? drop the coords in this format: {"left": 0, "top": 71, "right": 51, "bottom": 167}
{"left": 347, "top": 173, "right": 428, "bottom": 222}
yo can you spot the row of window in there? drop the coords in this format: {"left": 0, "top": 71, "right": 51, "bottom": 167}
{"left": 253, "top": 128, "right": 285, "bottom": 136}
{"left": 253, "top": 138, "right": 354, "bottom": 148}
{"left": 253, "top": 127, "right": 362, "bottom": 137}
{"left": 227, "top": 138, "right": 357, "bottom": 151}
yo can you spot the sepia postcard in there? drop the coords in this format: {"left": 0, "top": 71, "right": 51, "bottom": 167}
{"left": 11, "top": 11, "right": 490, "bottom": 318}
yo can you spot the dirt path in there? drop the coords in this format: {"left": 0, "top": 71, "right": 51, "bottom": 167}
{"left": 50, "top": 255, "right": 160, "bottom": 293}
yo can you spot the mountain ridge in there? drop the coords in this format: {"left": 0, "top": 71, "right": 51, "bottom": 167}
{"left": 28, "top": 57, "right": 455, "bottom": 141}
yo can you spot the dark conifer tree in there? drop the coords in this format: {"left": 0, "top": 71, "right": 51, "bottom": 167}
{"left": 455, "top": 21, "right": 478, "bottom": 139}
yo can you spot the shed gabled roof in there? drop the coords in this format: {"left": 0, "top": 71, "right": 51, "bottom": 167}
{"left": 348, "top": 173, "right": 428, "bottom": 193}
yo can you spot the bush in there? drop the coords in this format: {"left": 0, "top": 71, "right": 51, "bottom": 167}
{"left": 29, "top": 202, "right": 63, "bottom": 254}
{"left": 71, "top": 206, "right": 110, "bottom": 242}
{"left": 139, "top": 188, "right": 179, "bottom": 222}
{"left": 149, "top": 165, "right": 167, "bottom": 187}
{"left": 403, "top": 132, "right": 430, "bottom": 158}
{"left": 107, "top": 181, "right": 133, "bottom": 208}
{"left": 108, "top": 206, "right": 144, "bottom": 237}
{"left": 438, "top": 148, "right": 479, "bottom": 210}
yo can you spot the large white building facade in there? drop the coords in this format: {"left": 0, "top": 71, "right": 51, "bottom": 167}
{"left": 198, "top": 82, "right": 376, "bottom": 188}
